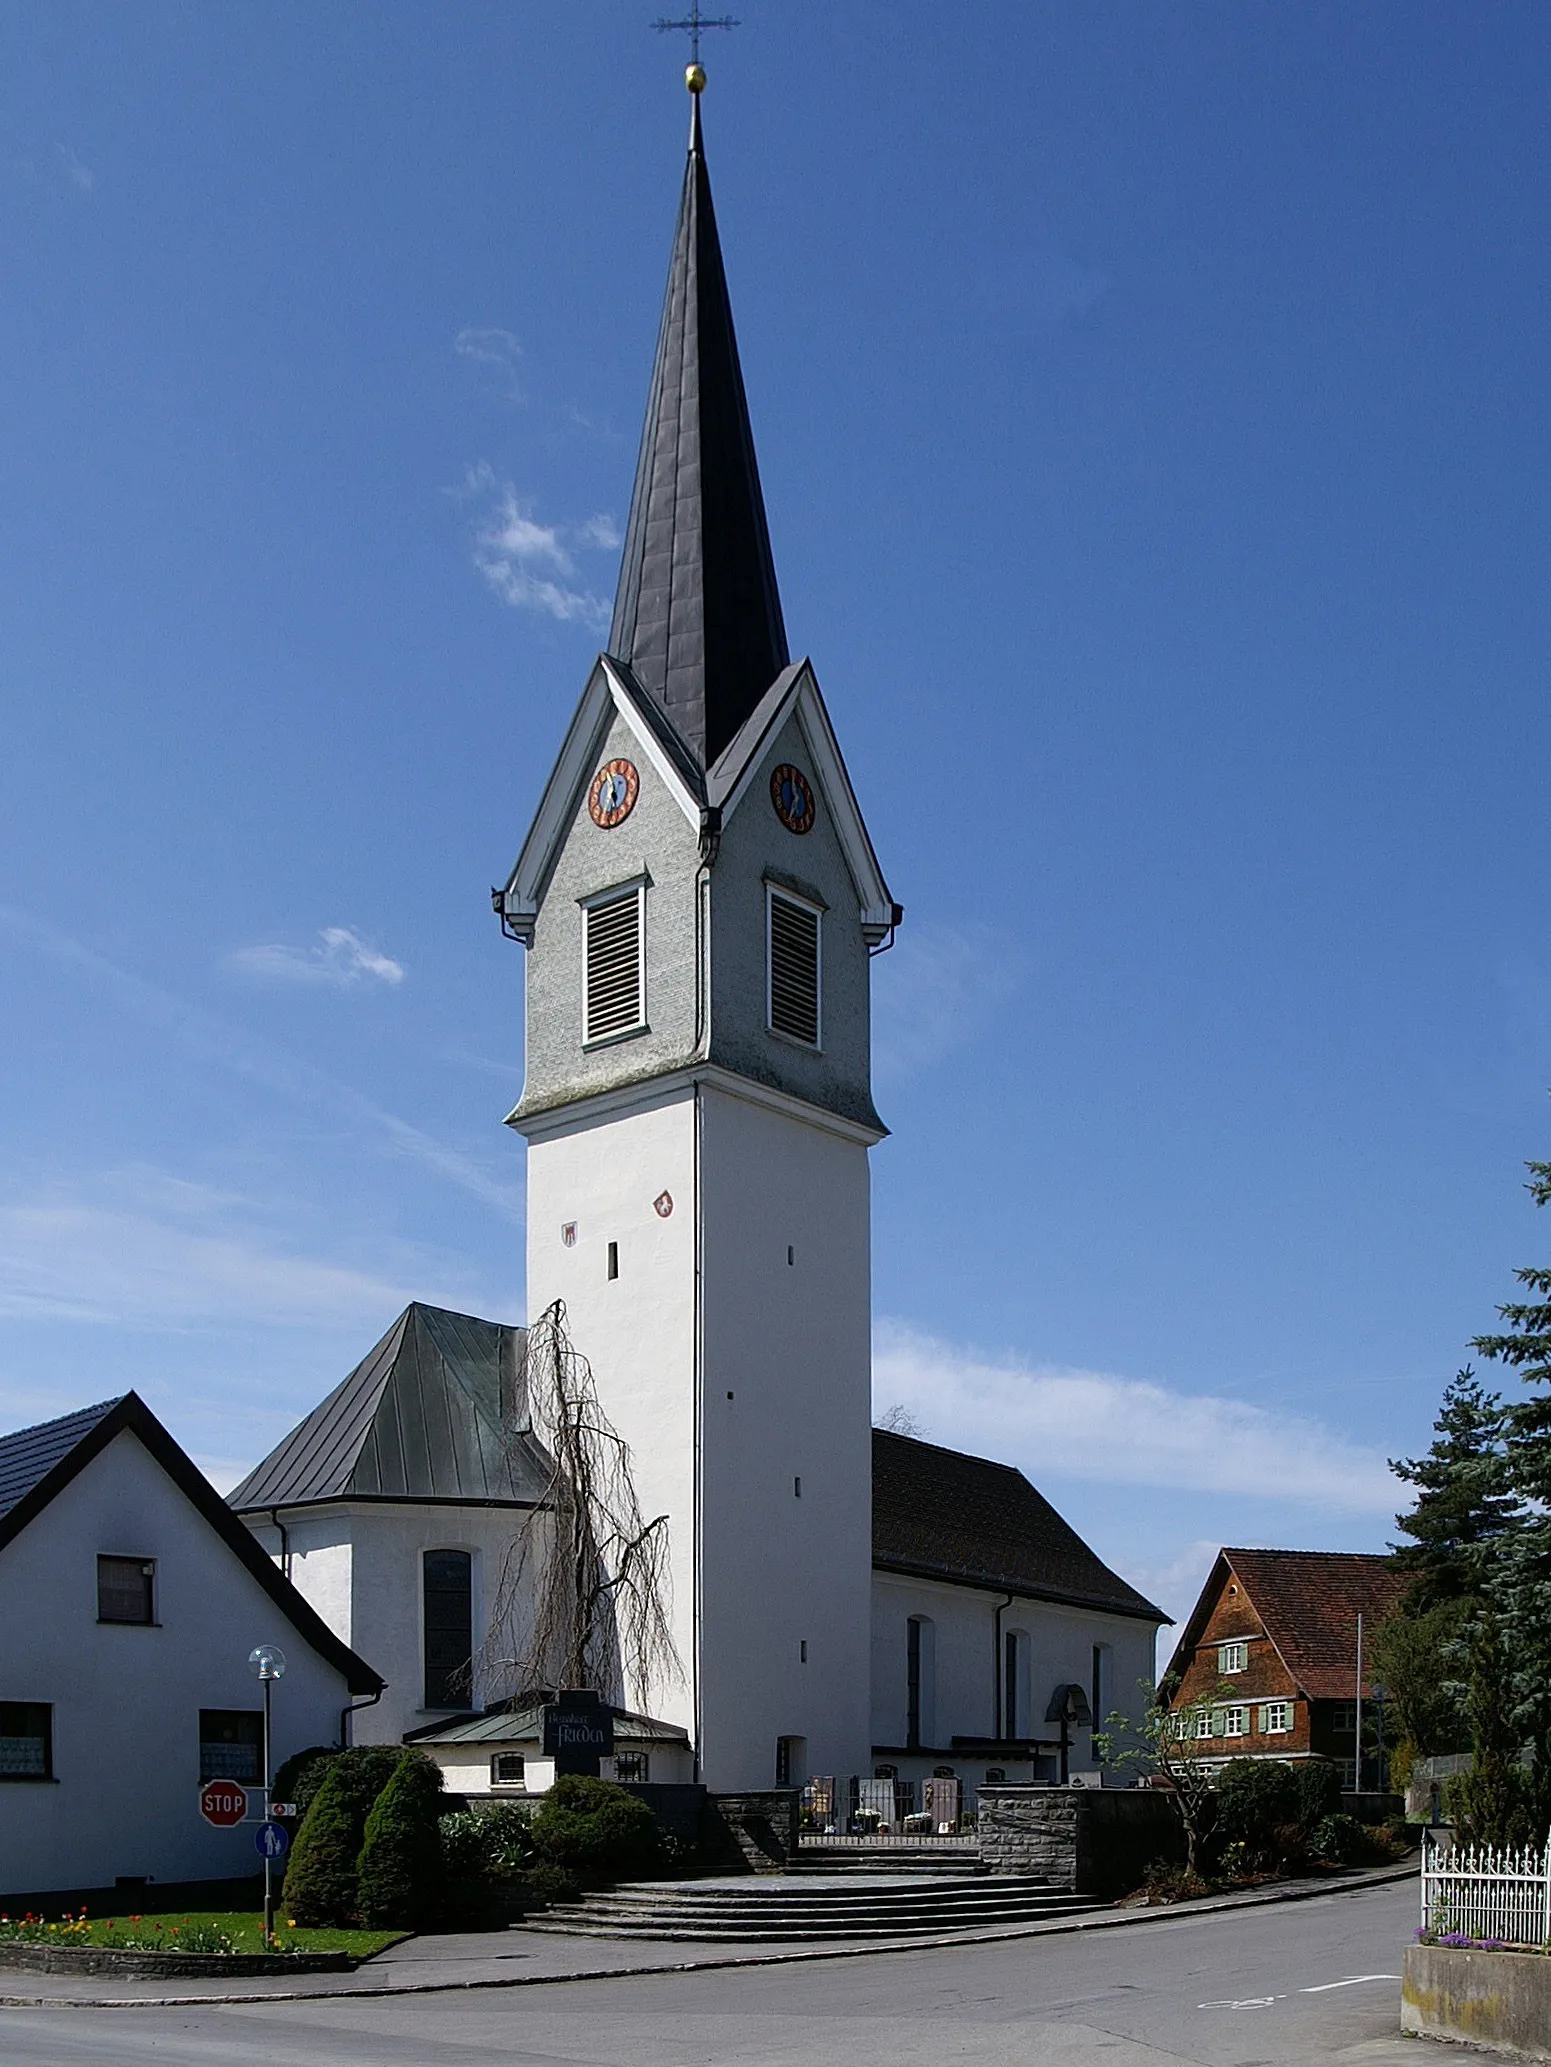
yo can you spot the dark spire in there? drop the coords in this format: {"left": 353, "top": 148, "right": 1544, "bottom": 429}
{"left": 608, "top": 83, "right": 789, "bottom": 770}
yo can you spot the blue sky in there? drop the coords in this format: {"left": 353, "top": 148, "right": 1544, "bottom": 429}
{"left": 3, "top": 2, "right": 1550, "bottom": 1640}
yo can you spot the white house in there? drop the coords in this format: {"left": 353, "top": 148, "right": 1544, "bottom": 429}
{"left": 0, "top": 1393, "right": 381, "bottom": 1901}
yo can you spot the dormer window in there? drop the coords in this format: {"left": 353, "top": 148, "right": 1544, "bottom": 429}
{"left": 582, "top": 882, "right": 646, "bottom": 1045}
{"left": 767, "top": 886, "right": 821, "bottom": 1047}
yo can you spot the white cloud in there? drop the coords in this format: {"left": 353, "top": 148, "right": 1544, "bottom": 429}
{"left": 224, "top": 925, "right": 404, "bottom": 989}
{"left": 460, "top": 464, "right": 614, "bottom": 631}
{"left": 0, "top": 1176, "right": 410, "bottom": 1331}
{"left": 872, "top": 923, "right": 1018, "bottom": 1081}
{"left": 0, "top": 907, "right": 523, "bottom": 1223}
{"left": 872, "top": 1320, "right": 1396, "bottom": 1515}
{"left": 56, "top": 144, "right": 93, "bottom": 194}
{"left": 577, "top": 513, "right": 622, "bottom": 551}
{"left": 454, "top": 326, "right": 524, "bottom": 398}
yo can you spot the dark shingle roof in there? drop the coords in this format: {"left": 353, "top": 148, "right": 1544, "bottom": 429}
{"left": 871, "top": 1429, "right": 1166, "bottom": 1624}
{"left": 228, "top": 1303, "right": 546, "bottom": 1513}
{"left": 0, "top": 1397, "right": 122, "bottom": 1519}
{"left": 0, "top": 1393, "right": 381, "bottom": 1693}
{"left": 607, "top": 92, "right": 789, "bottom": 770}
{"left": 1167, "top": 1548, "right": 1409, "bottom": 1701}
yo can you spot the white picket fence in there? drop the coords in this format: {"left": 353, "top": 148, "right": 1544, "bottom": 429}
{"left": 1421, "top": 1835, "right": 1551, "bottom": 1947}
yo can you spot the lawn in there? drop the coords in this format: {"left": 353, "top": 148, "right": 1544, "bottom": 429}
{"left": 0, "top": 1909, "right": 406, "bottom": 1958}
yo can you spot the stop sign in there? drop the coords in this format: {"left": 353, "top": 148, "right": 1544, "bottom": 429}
{"left": 199, "top": 1779, "right": 249, "bottom": 1827}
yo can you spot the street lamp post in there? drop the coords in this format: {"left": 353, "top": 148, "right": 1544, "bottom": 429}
{"left": 248, "top": 1645, "right": 287, "bottom": 1947}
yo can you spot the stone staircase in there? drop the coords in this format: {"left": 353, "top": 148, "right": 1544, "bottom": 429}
{"left": 518, "top": 1870, "right": 1096, "bottom": 1942}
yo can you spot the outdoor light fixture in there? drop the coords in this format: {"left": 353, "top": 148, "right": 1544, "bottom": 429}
{"left": 248, "top": 1644, "right": 288, "bottom": 1944}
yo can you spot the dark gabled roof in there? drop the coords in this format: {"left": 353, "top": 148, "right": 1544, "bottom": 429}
{"left": 0, "top": 1393, "right": 381, "bottom": 1694}
{"left": 607, "top": 89, "right": 789, "bottom": 771}
{"left": 408, "top": 1702, "right": 689, "bottom": 1748}
{"left": 228, "top": 1303, "right": 546, "bottom": 1513}
{"left": 1165, "top": 1548, "right": 1409, "bottom": 1701}
{"left": 871, "top": 1429, "right": 1166, "bottom": 1625}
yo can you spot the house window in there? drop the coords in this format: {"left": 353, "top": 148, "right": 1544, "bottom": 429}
{"left": 1218, "top": 1641, "right": 1248, "bottom": 1674}
{"left": 199, "top": 1709, "right": 262, "bottom": 1783}
{"left": 1195, "top": 1709, "right": 1215, "bottom": 1740}
{"left": 1329, "top": 1702, "right": 1358, "bottom": 1735}
{"left": 767, "top": 888, "right": 821, "bottom": 1047}
{"left": 1260, "top": 1701, "right": 1292, "bottom": 1735}
{"left": 423, "top": 1549, "right": 474, "bottom": 1709}
{"left": 582, "top": 884, "right": 645, "bottom": 1045}
{"left": 0, "top": 1703, "right": 52, "bottom": 1779}
{"left": 1222, "top": 1705, "right": 1249, "bottom": 1738}
{"left": 97, "top": 1555, "right": 156, "bottom": 1625}
{"left": 490, "top": 1753, "right": 526, "bottom": 1788}
{"left": 614, "top": 1752, "right": 648, "bottom": 1783}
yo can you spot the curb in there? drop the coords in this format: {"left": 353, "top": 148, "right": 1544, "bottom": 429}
{"left": 0, "top": 1860, "right": 1419, "bottom": 2012}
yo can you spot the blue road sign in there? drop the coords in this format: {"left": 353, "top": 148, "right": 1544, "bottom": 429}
{"left": 255, "top": 1820, "right": 290, "bottom": 1861}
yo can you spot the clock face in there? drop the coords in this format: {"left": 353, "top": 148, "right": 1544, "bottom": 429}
{"left": 770, "top": 764, "right": 815, "bottom": 835}
{"left": 588, "top": 758, "right": 639, "bottom": 829}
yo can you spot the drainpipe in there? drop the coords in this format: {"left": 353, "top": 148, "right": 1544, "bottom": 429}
{"left": 339, "top": 1688, "right": 383, "bottom": 1748}
{"left": 992, "top": 1593, "right": 1015, "bottom": 1739}
{"left": 268, "top": 1507, "right": 291, "bottom": 1581}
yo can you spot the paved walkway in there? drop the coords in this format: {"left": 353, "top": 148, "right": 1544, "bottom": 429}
{"left": 0, "top": 1859, "right": 1417, "bottom": 2010}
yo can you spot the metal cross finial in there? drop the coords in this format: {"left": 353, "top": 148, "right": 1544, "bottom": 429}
{"left": 652, "top": 1, "right": 738, "bottom": 67}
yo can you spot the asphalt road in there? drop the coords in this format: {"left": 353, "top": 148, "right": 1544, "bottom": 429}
{"left": 0, "top": 1877, "right": 1423, "bottom": 2066}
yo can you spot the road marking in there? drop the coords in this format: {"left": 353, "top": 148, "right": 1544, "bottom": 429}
{"left": 1299, "top": 1975, "right": 1400, "bottom": 1993}
{"left": 1198, "top": 1996, "right": 1283, "bottom": 2009}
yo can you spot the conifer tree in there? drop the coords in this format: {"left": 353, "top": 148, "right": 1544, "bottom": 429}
{"left": 1389, "top": 1368, "right": 1514, "bottom": 1605}
{"left": 281, "top": 1744, "right": 401, "bottom": 1927}
{"left": 356, "top": 1751, "right": 446, "bottom": 1930}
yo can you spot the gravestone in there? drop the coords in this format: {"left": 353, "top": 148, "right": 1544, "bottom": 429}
{"left": 923, "top": 1775, "right": 961, "bottom": 1832}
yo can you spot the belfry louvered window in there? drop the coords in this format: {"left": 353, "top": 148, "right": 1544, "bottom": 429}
{"left": 767, "top": 887, "right": 821, "bottom": 1047}
{"left": 583, "top": 883, "right": 645, "bottom": 1044}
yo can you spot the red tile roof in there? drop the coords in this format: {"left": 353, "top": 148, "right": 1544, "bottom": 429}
{"left": 1167, "top": 1548, "right": 1410, "bottom": 1701}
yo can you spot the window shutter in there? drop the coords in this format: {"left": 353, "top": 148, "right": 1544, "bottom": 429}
{"left": 768, "top": 892, "right": 820, "bottom": 1045}
{"left": 584, "top": 887, "right": 643, "bottom": 1042}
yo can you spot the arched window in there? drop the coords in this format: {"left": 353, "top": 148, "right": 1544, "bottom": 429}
{"left": 423, "top": 1548, "right": 473, "bottom": 1709}
{"left": 907, "top": 1615, "right": 936, "bottom": 1748}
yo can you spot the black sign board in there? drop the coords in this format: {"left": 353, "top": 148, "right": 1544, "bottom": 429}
{"left": 541, "top": 1692, "right": 615, "bottom": 1775}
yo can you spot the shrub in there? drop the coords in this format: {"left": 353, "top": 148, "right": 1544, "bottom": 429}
{"left": 529, "top": 1774, "right": 664, "bottom": 1883}
{"left": 282, "top": 1744, "right": 401, "bottom": 1927}
{"left": 1311, "top": 1812, "right": 1365, "bottom": 1863}
{"left": 272, "top": 1745, "right": 338, "bottom": 1825}
{"left": 523, "top": 1860, "right": 581, "bottom": 1907}
{"left": 1213, "top": 1760, "right": 1301, "bottom": 1870}
{"left": 1140, "top": 1860, "right": 1213, "bottom": 1903}
{"left": 356, "top": 1751, "right": 447, "bottom": 1931}
{"left": 1288, "top": 1759, "right": 1343, "bottom": 1833}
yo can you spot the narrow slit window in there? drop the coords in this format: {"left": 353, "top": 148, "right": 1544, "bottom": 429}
{"left": 583, "top": 885, "right": 645, "bottom": 1044}
{"left": 607, "top": 1240, "right": 619, "bottom": 1280}
{"left": 767, "top": 889, "right": 820, "bottom": 1047}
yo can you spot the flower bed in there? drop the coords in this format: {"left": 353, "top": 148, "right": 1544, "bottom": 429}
{"left": 0, "top": 1909, "right": 398, "bottom": 1978}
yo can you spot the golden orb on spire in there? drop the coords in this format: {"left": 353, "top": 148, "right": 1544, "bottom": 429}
{"left": 686, "top": 61, "right": 706, "bottom": 93}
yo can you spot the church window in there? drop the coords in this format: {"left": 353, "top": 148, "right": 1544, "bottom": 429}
{"left": 97, "top": 1555, "right": 156, "bottom": 1625}
{"left": 1091, "top": 1642, "right": 1111, "bottom": 1728}
{"left": 423, "top": 1549, "right": 474, "bottom": 1709}
{"left": 0, "top": 1703, "right": 52, "bottom": 1779}
{"left": 491, "top": 1753, "right": 526, "bottom": 1788}
{"left": 767, "top": 888, "right": 821, "bottom": 1047}
{"left": 793, "top": 1475, "right": 802, "bottom": 1497}
{"left": 775, "top": 1735, "right": 805, "bottom": 1786}
{"left": 614, "top": 1752, "right": 648, "bottom": 1783}
{"left": 800, "top": 1640, "right": 808, "bottom": 1663}
{"left": 582, "top": 883, "right": 646, "bottom": 1045}
{"left": 607, "top": 1240, "right": 619, "bottom": 1280}
{"left": 907, "top": 1616, "right": 936, "bottom": 1747}
{"left": 199, "top": 1709, "right": 262, "bottom": 1783}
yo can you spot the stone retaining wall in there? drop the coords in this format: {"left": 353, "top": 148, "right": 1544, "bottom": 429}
{"left": 0, "top": 1942, "right": 355, "bottom": 1978}
{"left": 976, "top": 1785, "right": 1185, "bottom": 1896}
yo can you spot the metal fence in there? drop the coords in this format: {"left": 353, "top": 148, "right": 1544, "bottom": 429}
{"left": 798, "top": 1775, "right": 978, "bottom": 1843}
{"left": 1421, "top": 1835, "right": 1551, "bottom": 1947}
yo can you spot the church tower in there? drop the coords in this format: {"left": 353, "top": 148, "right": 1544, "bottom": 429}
{"left": 496, "top": 79, "right": 899, "bottom": 1791}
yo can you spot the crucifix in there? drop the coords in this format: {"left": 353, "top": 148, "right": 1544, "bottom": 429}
{"left": 652, "top": 0, "right": 739, "bottom": 70}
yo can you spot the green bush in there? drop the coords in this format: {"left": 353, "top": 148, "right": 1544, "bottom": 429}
{"left": 272, "top": 1745, "right": 337, "bottom": 1824}
{"left": 522, "top": 1860, "right": 581, "bottom": 1907}
{"left": 1288, "top": 1759, "right": 1343, "bottom": 1832}
{"left": 1213, "top": 1760, "right": 1302, "bottom": 1870}
{"left": 1311, "top": 1812, "right": 1364, "bottom": 1863}
{"left": 529, "top": 1774, "right": 664, "bottom": 1883}
{"left": 281, "top": 1744, "right": 401, "bottom": 1927}
{"left": 356, "top": 1751, "right": 446, "bottom": 1931}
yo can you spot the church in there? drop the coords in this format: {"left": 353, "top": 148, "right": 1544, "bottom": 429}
{"left": 232, "top": 72, "right": 1164, "bottom": 1805}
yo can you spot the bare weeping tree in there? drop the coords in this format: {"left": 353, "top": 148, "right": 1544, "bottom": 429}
{"left": 482, "top": 1299, "right": 680, "bottom": 1710}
